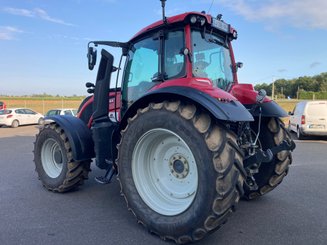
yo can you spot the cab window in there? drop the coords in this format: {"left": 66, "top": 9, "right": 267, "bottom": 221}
{"left": 124, "top": 37, "right": 159, "bottom": 104}
{"left": 164, "top": 30, "right": 185, "bottom": 79}
{"left": 191, "top": 29, "right": 233, "bottom": 90}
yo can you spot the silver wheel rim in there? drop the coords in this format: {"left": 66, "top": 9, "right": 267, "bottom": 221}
{"left": 41, "top": 138, "right": 64, "bottom": 178}
{"left": 132, "top": 128, "right": 198, "bottom": 216}
{"left": 12, "top": 120, "right": 18, "bottom": 127}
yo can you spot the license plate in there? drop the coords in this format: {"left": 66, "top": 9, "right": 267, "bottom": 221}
{"left": 309, "top": 124, "right": 324, "bottom": 129}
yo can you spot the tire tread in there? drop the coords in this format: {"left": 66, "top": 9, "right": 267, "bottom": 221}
{"left": 34, "top": 123, "right": 91, "bottom": 193}
{"left": 117, "top": 101, "right": 245, "bottom": 244}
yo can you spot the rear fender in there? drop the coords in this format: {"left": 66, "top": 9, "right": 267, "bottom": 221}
{"left": 231, "top": 84, "right": 287, "bottom": 118}
{"left": 245, "top": 101, "right": 288, "bottom": 118}
{"left": 231, "top": 83, "right": 271, "bottom": 104}
{"left": 121, "top": 86, "right": 254, "bottom": 129}
{"left": 45, "top": 115, "right": 95, "bottom": 161}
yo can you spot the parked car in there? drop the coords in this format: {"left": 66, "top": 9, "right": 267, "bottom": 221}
{"left": 0, "top": 101, "right": 6, "bottom": 110}
{"left": 0, "top": 108, "right": 44, "bottom": 128}
{"left": 288, "top": 100, "right": 327, "bottom": 139}
{"left": 45, "top": 108, "right": 78, "bottom": 117}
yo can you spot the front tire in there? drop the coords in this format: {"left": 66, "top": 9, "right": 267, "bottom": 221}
{"left": 244, "top": 117, "right": 293, "bottom": 200}
{"left": 34, "top": 123, "right": 91, "bottom": 192}
{"left": 117, "top": 101, "right": 245, "bottom": 243}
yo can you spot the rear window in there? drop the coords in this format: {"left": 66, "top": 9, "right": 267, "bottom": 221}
{"left": 46, "top": 110, "right": 59, "bottom": 116}
{"left": 0, "top": 110, "right": 11, "bottom": 115}
{"left": 307, "top": 102, "right": 327, "bottom": 117}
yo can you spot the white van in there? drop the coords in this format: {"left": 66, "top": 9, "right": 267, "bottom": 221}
{"left": 288, "top": 100, "right": 327, "bottom": 139}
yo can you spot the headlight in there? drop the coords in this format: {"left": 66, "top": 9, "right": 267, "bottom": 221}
{"left": 190, "top": 16, "right": 197, "bottom": 24}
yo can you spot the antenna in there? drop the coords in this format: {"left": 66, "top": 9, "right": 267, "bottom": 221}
{"left": 160, "top": 0, "right": 167, "bottom": 23}
{"left": 207, "top": 0, "right": 215, "bottom": 14}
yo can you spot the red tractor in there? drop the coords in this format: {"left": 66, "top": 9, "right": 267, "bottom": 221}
{"left": 33, "top": 1, "right": 295, "bottom": 243}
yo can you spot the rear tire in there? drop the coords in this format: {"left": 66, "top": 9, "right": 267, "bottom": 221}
{"left": 11, "top": 120, "right": 19, "bottom": 128}
{"left": 244, "top": 117, "right": 293, "bottom": 200}
{"left": 117, "top": 101, "right": 245, "bottom": 243}
{"left": 34, "top": 123, "right": 91, "bottom": 192}
{"left": 297, "top": 127, "right": 304, "bottom": 140}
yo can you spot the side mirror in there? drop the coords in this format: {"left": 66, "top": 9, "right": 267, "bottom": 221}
{"left": 232, "top": 62, "right": 243, "bottom": 72}
{"left": 87, "top": 47, "right": 97, "bottom": 70}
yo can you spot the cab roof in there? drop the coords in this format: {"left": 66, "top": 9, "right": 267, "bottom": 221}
{"left": 129, "top": 12, "right": 212, "bottom": 42}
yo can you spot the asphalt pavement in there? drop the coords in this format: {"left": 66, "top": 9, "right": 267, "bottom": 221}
{"left": 0, "top": 126, "right": 327, "bottom": 245}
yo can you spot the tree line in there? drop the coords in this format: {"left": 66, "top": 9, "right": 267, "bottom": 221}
{"left": 254, "top": 72, "right": 327, "bottom": 99}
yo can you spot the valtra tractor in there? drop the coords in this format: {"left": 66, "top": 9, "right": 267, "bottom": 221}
{"left": 33, "top": 1, "right": 296, "bottom": 243}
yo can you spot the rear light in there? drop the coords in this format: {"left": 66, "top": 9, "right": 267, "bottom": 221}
{"left": 6, "top": 115, "right": 13, "bottom": 118}
{"left": 301, "top": 115, "right": 305, "bottom": 125}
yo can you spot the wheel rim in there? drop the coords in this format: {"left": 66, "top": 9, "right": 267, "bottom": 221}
{"left": 132, "top": 128, "right": 198, "bottom": 216}
{"left": 41, "top": 138, "right": 64, "bottom": 178}
{"left": 38, "top": 118, "right": 44, "bottom": 125}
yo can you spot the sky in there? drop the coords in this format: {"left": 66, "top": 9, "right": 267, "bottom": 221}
{"left": 0, "top": 0, "right": 326, "bottom": 96}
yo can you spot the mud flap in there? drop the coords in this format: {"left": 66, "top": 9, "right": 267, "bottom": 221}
{"left": 45, "top": 115, "right": 94, "bottom": 161}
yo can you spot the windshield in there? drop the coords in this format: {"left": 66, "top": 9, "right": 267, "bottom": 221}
{"left": 191, "top": 29, "right": 233, "bottom": 90}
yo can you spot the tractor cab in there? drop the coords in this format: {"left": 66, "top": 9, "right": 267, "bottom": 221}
{"left": 87, "top": 11, "right": 241, "bottom": 119}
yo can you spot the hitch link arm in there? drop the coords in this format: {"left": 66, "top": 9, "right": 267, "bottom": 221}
{"left": 244, "top": 140, "right": 296, "bottom": 169}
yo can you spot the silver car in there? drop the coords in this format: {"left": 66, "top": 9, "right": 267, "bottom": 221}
{"left": 45, "top": 108, "right": 78, "bottom": 117}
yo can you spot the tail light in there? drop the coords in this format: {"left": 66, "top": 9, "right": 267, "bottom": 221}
{"left": 301, "top": 115, "right": 305, "bottom": 125}
{"left": 6, "top": 115, "right": 13, "bottom": 118}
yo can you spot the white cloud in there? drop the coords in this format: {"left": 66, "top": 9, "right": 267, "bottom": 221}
{"left": 278, "top": 69, "right": 287, "bottom": 73}
{"left": 0, "top": 26, "right": 23, "bottom": 40}
{"left": 3, "top": 7, "right": 34, "bottom": 17}
{"left": 218, "top": 0, "right": 327, "bottom": 30}
{"left": 310, "top": 62, "right": 321, "bottom": 69}
{"left": 3, "top": 7, "right": 75, "bottom": 26}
